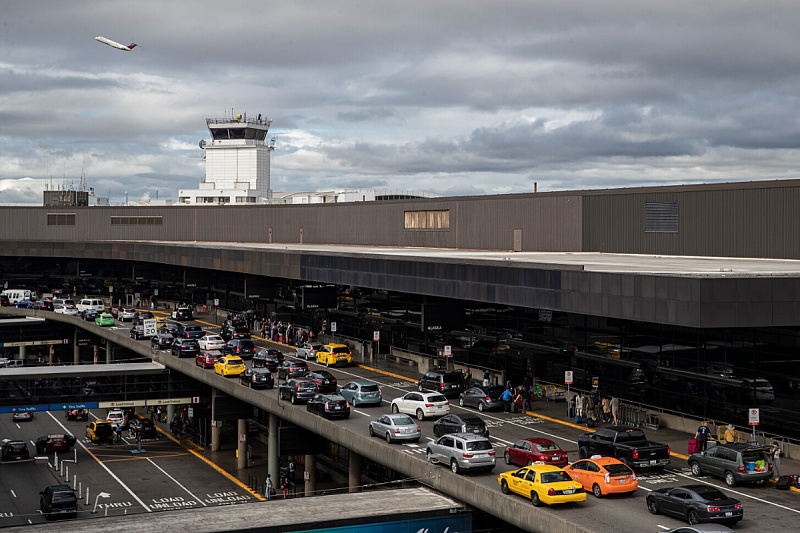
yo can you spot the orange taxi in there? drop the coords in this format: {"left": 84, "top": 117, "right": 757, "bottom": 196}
{"left": 563, "top": 456, "right": 638, "bottom": 497}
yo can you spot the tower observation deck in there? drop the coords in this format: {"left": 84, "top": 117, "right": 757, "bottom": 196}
{"left": 179, "top": 113, "right": 274, "bottom": 204}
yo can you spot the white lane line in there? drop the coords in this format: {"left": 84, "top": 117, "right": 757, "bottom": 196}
{"left": 657, "top": 526, "right": 669, "bottom": 530}
{"left": 146, "top": 458, "right": 207, "bottom": 507}
{"left": 46, "top": 411, "right": 152, "bottom": 512}
{"left": 671, "top": 469, "right": 800, "bottom": 514}
{"left": 490, "top": 436, "right": 515, "bottom": 446}
{"left": 29, "top": 440, "right": 36, "bottom": 447}
{"left": 10, "top": 490, "right": 16, "bottom": 498}
{"left": 15, "top": 424, "right": 20, "bottom": 429}
{"left": 353, "top": 409, "right": 370, "bottom": 417}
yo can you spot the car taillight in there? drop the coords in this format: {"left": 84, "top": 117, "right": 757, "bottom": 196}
{"left": 738, "top": 465, "right": 746, "bottom": 473}
{"left": 236, "top": 348, "right": 241, "bottom": 352}
{"left": 548, "top": 488, "right": 556, "bottom": 496}
{"left": 425, "top": 403, "right": 434, "bottom": 407}
{"left": 485, "top": 396, "right": 491, "bottom": 400}
{"left": 395, "top": 428, "right": 401, "bottom": 434}
{"left": 463, "top": 453, "right": 473, "bottom": 458}
{"left": 296, "top": 385, "right": 301, "bottom": 391}
{"left": 708, "top": 506, "right": 721, "bottom": 512}
{"left": 345, "top": 401, "right": 350, "bottom": 407}
{"left": 632, "top": 450, "right": 639, "bottom": 459}
{"left": 539, "top": 455, "right": 547, "bottom": 462}
{"left": 604, "top": 473, "right": 610, "bottom": 483}
{"left": 488, "top": 451, "right": 495, "bottom": 456}
{"left": 417, "top": 426, "right": 421, "bottom": 432}
{"left": 445, "top": 401, "right": 449, "bottom": 405}
{"left": 735, "top": 504, "right": 742, "bottom": 509}
{"left": 461, "top": 425, "right": 467, "bottom": 432}
{"left": 440, "top": 383, "right": 444, "bottom": 388}
{"left": 667, "top": 447, "right": 671, "bottom": 456}
{"left": 631, "top": 472, "right": 637, "bottom": 480}
{"left": 324, "top": 402, "right": 329, "bottom": 409}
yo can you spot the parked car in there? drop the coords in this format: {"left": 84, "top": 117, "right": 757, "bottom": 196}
{"left": 504, "top": 438, "right": 569, "bottom": 468}
{"left": 418, "top": 370, "right": 466, "bottom": 397}
{"left": 458, "top": 385, "right": 505, "bottom": 412}
{"left": 214, "top": 355, "right": 246, "bottom": 377}
{"left": 106, "top": 408, "right": 126, "bottom": 425}
{"left": 39, "top": 485, "right": 78, "bottom": 520}
{"left": 340, "top": 380, "right": 382, "bottom": 406}
{"left": 86, "top": 421, "right": 114, "bottom": 443}
{"left": 369, "top": 413, "right": 421, "bottom": 443}
{"left": 433, "top": 413, "right": 489, "bottom": 437}
{"left": 151, "top": 332, "right": 174, "bottom": 349}
{"left": 564, "top": 456, "right": 638, "bottom": 497}
{"left": 128, "top": 419, "right": 158, "bottom": 439}
{"left": 306, "top": 393, "right": 351, "bottom": 419}
{"left": 171, "top": 307, "right": 193, "bottom": 320}
{"left": 316, "top": 343, "right": 352, "bottom": 367}
{"left": 199, "top": 334, "right": 225, "bottom": 351}
{"left": 391, "top": 391, "right": 449, "bottom": 420}
{"left": 426, "top": 433, "right": 495, "bottom": 474}
{"left": 223, "top": 338, "right": 256, "bottom": 359}
{"left": 196, "top": 349, "right": 222, "bottom": 368}
{"left": 171, "top": 338, "right": 200, "bottom": 358}
{"left": 1, "top": 439, "right": 31, "bottom": 461}
{"left": 239, "top": 368, "right": 274, "bottom": 389}
{"left": 253, "top": 349, "right": 285, "bottom": 371}
{"left": 278, "top": 359, "right": 310, "bottom": 380}
{"left": 307, "top": 370, "right": 338, "bottom": 393}
{"left": 688, "top": 443, "right": 773, "bottom": 486}
{"left": 646, "top": 485, "right": 743, "bottom": 526}
{"left": 296, "top": 343, "right": 323, "bottom": 361}
{"left": 279, "top": 378, "right": 317, "bottom": 404}
{"left": 578, "top": 426, "right": 670, "bottom": 470}
{"left": 498, "top": 464, "right": 586, "bottom": 507}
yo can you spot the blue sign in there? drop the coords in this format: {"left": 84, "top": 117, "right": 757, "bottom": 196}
{"left": 53, "top": 403, "right": 99, "bottom": 411}
{"left": 0, "top": 405, "right": 50, "bottom": 414}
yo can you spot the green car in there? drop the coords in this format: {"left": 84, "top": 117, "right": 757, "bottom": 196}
{"left": 95, "top": 313, "right": 115, "bottom": 326}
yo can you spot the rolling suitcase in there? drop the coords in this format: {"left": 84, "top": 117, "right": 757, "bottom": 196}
{"left": 776, "top": 475, "right": 792, "bottom": 490}
{"left": 586, "top": 417, "right": 595, "bottom": 428}
{"left": 688, "top": 438, "right": 701, "bottom": 454}
{"left": 575, "top": 414, "right": 582, "bottom": 424}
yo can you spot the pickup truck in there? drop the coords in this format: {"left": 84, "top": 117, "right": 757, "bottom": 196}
{"left": 577, "top": 426, "right": 670, "bottom": 469}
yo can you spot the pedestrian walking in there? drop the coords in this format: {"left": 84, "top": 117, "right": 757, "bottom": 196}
{"left": 575, "top": 393, "right": 584, "bottom": 418}
{"left": 501, "top": 386, "right": 513, "bottom": 412}
{"left": 772, "top": 442, "right": 782, "bottom": 480}
{"left": 694, "top": 421, "right": 714, "bottom": 452}
{"left": 288, "top": 458, "right": 296, "bottom": 484}
{"left": 610, "top": 395, "right": 620, "bottom": 425}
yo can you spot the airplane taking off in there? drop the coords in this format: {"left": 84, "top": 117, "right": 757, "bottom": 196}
{"left": 95, "top": 36, "right": 138, "bottom": 51}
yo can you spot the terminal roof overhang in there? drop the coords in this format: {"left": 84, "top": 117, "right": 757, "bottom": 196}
{"left": 4, "top": 239, "right": 800, "bottom": 329}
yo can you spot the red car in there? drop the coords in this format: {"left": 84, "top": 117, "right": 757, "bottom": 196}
{"left": 35, "top": 434, "right": 77, "bottom": 454}
{"left": 504, "top": 438, "right": 569, "bottom": 467}
{"left": 196, "top": 349, "right": 222, "bottom": 368}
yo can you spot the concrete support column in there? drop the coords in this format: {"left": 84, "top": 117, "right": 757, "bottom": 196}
{"left": 304, "top": 454, "right": 316, "bottom": 497}
{"left": 211, "top": 389, "right": 221, "bottom": 452}
{"left": 348, "top": 450, "right": 361, "bottom": 493}
{"left": 73, "top": 327, "right": 79, "bottom": 364}
{"left": 167, "top": 405, "right": 175, "bottom": 426}
{"left": 106, "top": 341, "right": 113, "bottom": 364}
{"left": 18, "top": 345, "right": 26, "bottom": 361}
{"left": 237, "top": 419, "right": 247, "bottom": 469}
{"left": 268, "top": 413, "right": 279, "bottom": 482}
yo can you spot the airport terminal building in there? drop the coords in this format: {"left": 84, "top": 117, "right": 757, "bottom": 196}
{"left": 3, "top": 178, "right": 800, "bottom": 438}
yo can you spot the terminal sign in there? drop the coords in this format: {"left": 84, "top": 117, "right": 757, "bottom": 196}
{"left": 373, "top": 331, "right": 380, "bottom": 342}
{"left": 443, "top": 345, "right": 452, "bottom": 357}
{"left": 749, "top": 408, "right": 760, "bottom": 426}
{"left": 565, "top": 371, "right": 574, "bottom": 385}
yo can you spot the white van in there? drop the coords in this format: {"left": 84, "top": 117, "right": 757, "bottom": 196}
{"left": 52, "top": 298, "right": 75, "bottom": 307}
{"left": 1, "top": 289, "right": 33, "bottom": 304}
{"left": 77, "top": 298, "right": 105, "bottom": 312}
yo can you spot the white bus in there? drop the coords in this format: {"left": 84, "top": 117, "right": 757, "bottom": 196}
{"left": 1, "top": 289, "right": 33, "bottom": 304}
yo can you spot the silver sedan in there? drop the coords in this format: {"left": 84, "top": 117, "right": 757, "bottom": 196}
{"left": 369, "top": 413, "right": 421, "bottom": 444}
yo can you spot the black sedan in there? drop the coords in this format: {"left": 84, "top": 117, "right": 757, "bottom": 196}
{"left": 239, "top": 368, "right": 274, "bottom": 389}
{"left": 151, "top": 333, "right": 174, "bottom": 349}
{"left": 31, "top": 300, "right": 55, "bottom": 311}
{"left": 433, "top": 413, "right": 489, "bottom": 437}
{"left": 160, "top": 323, "right": 180, "bottom": 335}
{"left": 1, "top": 440, "right": 30, "bottom": 461}
{"left": 133, "top": 311, "right": 154, "bottom": 325}
{"left": 81, "top": 309, "right": 99, "bottom": 320}
{"left": 128, "top": 419, "right": 158, "bottom": 440}
{"left": 307, "top": 370, "right": 338, "bottom": 393}
{"left": 129, "top": 325, "right": 147, "bottom": 340}
{"left": 279, "top": 378, "right": 317, "bottom": 404}
{"left": 646, "top": 485, "right": 743, "bottom": 526}
{"left": 12, "top": 411, "right": 33, "bottom": 422}
{"left": 307, "top": 393, "right": 351, "bottom": 419}
{"left": 277, "top": 360, "right": 310, "bottom": 380}
{"left": 253, "top": 349, "right": 285, "bottom": 371}
{"left": 171, "top": 338, "right": 200, "bottom": 358}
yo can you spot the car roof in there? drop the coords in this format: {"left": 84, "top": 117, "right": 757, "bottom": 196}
{"left": 386, "top": 413, "right": 414, "bottom": 421}
{"left": 581, "top": 456, "right": 625, "bottom": 467}
{"left": 448, "top": 432, "right": 490, "bottom": 442}
{"left": 349, "top": 379, "right": 376, "bottom": 386}
{"left": 523, "top": 438, "right": 556, "bottom": 445}
{"left": 319, "top": 394, "right": 346, "bottom": 400}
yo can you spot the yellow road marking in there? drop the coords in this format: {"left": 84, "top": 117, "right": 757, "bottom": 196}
{"left": 356, "top": 363, "right": 417, "bottom": 382}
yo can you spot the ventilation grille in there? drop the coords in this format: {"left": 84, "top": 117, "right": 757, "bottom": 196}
{"left": 645, "top": 202, "right": 678, "bottom": 233}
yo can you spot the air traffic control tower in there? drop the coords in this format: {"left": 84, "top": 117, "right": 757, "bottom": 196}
{"left": 179, "top": 113, "right": 274, "bottom": 204}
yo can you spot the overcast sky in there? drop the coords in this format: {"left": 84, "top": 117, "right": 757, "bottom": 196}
{"left": 2, "top": 1, "right": 800, "bottom": 204}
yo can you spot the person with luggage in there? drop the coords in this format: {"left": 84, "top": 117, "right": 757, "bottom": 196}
{"left": 694, "top": 421, "right": 713, "bottom": 452}
{"left": 772, "top": 442, "right": 782, "bottom": 480}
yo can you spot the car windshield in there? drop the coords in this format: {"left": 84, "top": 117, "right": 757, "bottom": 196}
{"left": 614, "top": 429, "right": 647, "bottom": 442}
{"left": 443, "top": 374, "right": 463, "bottom": 383}
{"left": 184, "top": 340, "right": 198, "bottom": 346}
{"left": 535, "top": 442, "right": 560, "bottom": 452}
{"left": 52, "top": 492, "right": 77, "bottom": 503}
{"left": 184, "top": 326, "right": 202, "bottom": 331}
{"left": 695, "top": 489, "right": 729, "bottom": 501}
{"left": 332, "top": 347, "right": 350, "bottom": 354}
{"left": 466, "top": 441, "right": 492, "bottom": 451}
{"left": 540, "top": 471, "right": 572, "bottom": 483}
{"left": 428, "top": 394, "right": 447, "bottom": 403}
{"left": 361, "top": 385, "right": 379, "bottom": 392}
{"left": 392, "top": 415, "right": 414, "bottom": 425}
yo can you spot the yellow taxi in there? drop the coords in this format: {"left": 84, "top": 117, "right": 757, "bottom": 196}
{"left": 85, "top": 420, "right": 114, "bottom": 444}
{"left": 498, "top": 463, "right": 586, "bottom": 507}
{"left": 316, "top": 343, "right": 352, "bottom": 367}
{"left": 214, "top": 355, "right": 246, "bottom": 377}
{"left": 563, "top": 456, "right": 638, "bottom": 497}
